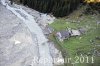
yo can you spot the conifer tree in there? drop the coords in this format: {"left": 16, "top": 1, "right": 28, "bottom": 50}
{"left": 20, "top": 0, "right": 82, "bottom": 17}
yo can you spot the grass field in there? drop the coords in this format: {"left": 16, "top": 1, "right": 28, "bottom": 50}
{"left": 49, "top": 14, "right": 100, "bottom": 66}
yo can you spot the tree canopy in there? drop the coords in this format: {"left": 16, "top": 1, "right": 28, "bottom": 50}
{"left": 17, "top": 0, "right": 100, "bottom": 17}
{"left": 20, "top": 0, "right": 82, "bottom": 17}
{"left": 85, "top": 0, "right": 100, "bottom": 3}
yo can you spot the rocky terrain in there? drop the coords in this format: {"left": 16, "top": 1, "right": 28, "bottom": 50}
{"left": 0, "top": 0, "right": 64, "bottom": 66}
{"left": 0, "top": 3, "right": 39, "bottom": 66}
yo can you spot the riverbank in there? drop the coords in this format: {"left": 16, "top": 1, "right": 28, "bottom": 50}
{"left": 0, "top": 3, "right": 39, "bottom": 66}
{"left": 0, "top": 0, "right": 64, "bottom": 66}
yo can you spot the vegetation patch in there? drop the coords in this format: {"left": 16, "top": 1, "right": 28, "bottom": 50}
{"left": 18, "top": 0, "right": 82, "bottom": 17}
{"left": 49, "top": 14, "right": 100, "bottom": 66}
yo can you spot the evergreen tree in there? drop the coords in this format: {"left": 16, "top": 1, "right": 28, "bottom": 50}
{"left": 20, "top": 0, "right": 82, "bottom": 17}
